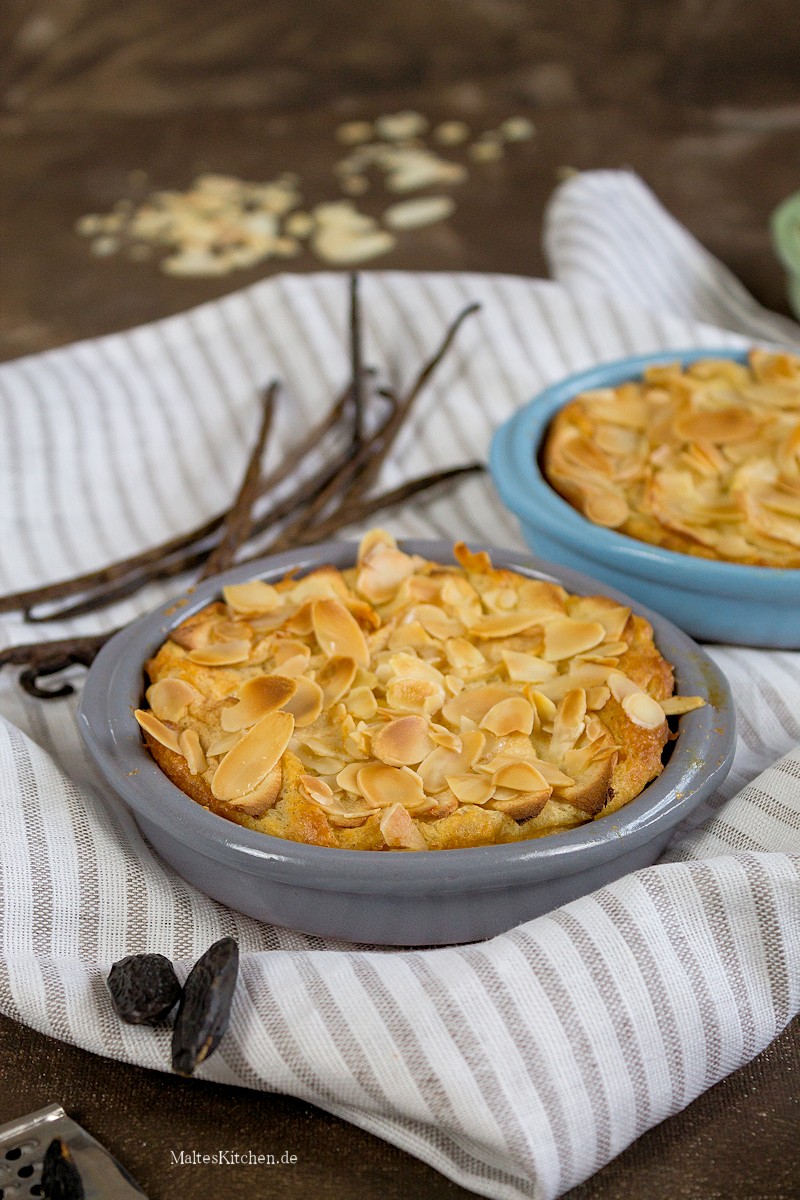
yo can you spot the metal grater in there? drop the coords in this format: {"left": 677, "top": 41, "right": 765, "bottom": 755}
{"left": 0, "top": 1104, "right": 148, "bottom": 1199}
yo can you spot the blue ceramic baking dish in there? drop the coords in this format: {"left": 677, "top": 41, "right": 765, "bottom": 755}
{"left": 489, "top": 349, "right": 800, "bottom": 648}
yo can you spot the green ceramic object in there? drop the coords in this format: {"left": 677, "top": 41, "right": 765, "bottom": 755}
{"left": 770, "top": 189, "right": 800, "bottom": 319}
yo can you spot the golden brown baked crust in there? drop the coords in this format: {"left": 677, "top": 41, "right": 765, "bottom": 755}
{"left": 542, "top": 350, "right": 800, "bottom": 568}
{"left": 134, "top": 532, "right": 702, "bottom": 851}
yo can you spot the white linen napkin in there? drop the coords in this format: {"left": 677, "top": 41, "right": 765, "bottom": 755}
{"left": 0, "top": 170, "right": 798, "bottom": 1200}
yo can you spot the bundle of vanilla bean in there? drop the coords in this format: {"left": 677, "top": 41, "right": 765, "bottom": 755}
{"left": 0, "top": 275, "right": 483, "bottom": 699}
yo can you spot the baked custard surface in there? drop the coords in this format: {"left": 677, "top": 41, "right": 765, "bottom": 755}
{"left": 135, "top": 533, "right": 702, "bottom": 851}
{"left": 543, "top": 350, "right": 800, "bottom": 567}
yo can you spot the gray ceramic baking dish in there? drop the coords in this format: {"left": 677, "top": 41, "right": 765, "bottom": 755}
{"left": 77, "top": 540, "right": 735, "bottom": 946}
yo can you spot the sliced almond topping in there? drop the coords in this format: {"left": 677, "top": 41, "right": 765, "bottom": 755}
{"left": 418, "top": 729, "right": 485, "bottom": 793}
{"left": 298, "top": 774, "right": 334, "bottom": 804}
{"left": 179, "top": 728, "right": 207, "bottom": 776}
{"left": 543, "top": 618, "right": 606, "bottom": 661}
{"left": 444, "top": 637, "right": 486, "bottom": 672}
{"left": 336, "top": 762, "right": 365, "bottom": 794}
{"left": 673, "top": 406, "right": 759, "bottom": 444}
{"left": 317, "top": 656, "right": 358, "bottom": 706}
{"left": 220, "top": 674, "right": 298, "bottom": 731}
{"left": 379, "top": 803, "right": 428, "bottom": 850}
{"left": 357, "top": 763, "right": 427, "bottom": 810}
{"left": 445, "top": 774, "right": 495, "bottom": 805}
{"left": 187, "top": 639, "right": 252, "bottom": 666}
{"left": 226, "top": 762, "right": 282, "bottom": 817}
{"left": 284, "top": 601, "right": 315, "bottom": 636}
{"left": 211, "top": 710, "right": 295, "bottom": 801}
{"left": 357, "top": 528, "right": 397, "bottom": 563}
{"left": 445, "top": 674, "right": 465, "bottom": 696}
{"left": 468, "top": 611, "right": 543, "bottom": 638}
{"left": 223, "top": 580, "right": 282, "bottom": 614}
{"left": 356, "top": 542, "right": 417, "bottom": 603}
{"left": 500, "top": 649, "right": 557, "bottom": 683}
{"left": 275, "top": 653, "right": 314, "bottom": 678}
{"left": 428, "top": 723, "right": 462, "bottom": 751}
{"left": 492, "top": 760, "right": 552, "bottom": 793}
{"left": 347, "top": 685, "right": 378, "bottom": 720}
{"left": 441, "top": 684, "right": 518, "bottom": 725}
{"left": 413, "top": 604, "right": 464, "bottom": 640}
{"left": 388, "top": 621, "right": 435, "bottom": 650}
{"left": 607, "top": 670, "right": 641, "bottom": 704}
{"left": 312, "top": 598, "right": 370, "bottom": 666}
{"left": 535, "top": 663, "right": 612, "bottom": 702}
{"left": 549, "top": 689, "right": 587, "bottom": 760}
{"left": 283, "top": 677, "right": 325, "bottom": 727}
{"left": 659, "top": 695, "right": 706, "bottom": 715}
{"left": 487, "top": 790, "right": 550, "bottom": 820}
{"left": 622, "top": 692, "right": 666, "bottom": 729}
{"left": 528, "top": 689, "right": 557, "bottom": 725}
{"left": 134, "top": 709, "right": 182, "bottom": 755}
{"left": 586, "top": 686, "right": 611, "bottom": 711}
{"left": 273, "top": 640, "right": 311, "bottom": 666}
{"left": 206, "top": 729, "right": 242, "bottom": 757}
{"left": 146, "top": 678, "right": 197, "bottom": 722}
{"left": 385, "top": 676, "right": 445, "bottom": 716}
{"left": 372, "top": 715, "right": 435, "bottom": 766}
{"left": 480, "top": 696, "right": 534, "bottom": 737}
{"left": 528, "top": 760, "right": 574, "bottom": 787}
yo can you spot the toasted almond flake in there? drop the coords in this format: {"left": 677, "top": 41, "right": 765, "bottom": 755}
{"left": 220, "top": 674, "right": 298, "bottom": 731}
{"left": 383, "top": 195, "right": 455, "bottom": 231}
{"left": 223, "top": 581, "right": 282, "bottom": 614}
{"left": 316, "top": 656, "right": 358, "bottom": 706}
{"left": 206, "top": 730, "right": 242, "bottom": 757}
{"left": 445, "top": 774, "right": 495, "bottom": 805}
{"left": 468, "top": 611, "right": 543, "bottom": 638}
{"left": 528, "top": 760, "right": 574, "bottom": 787}
{"left": 298, "top": 774, "right": 334, "bottom": 804}
{"left": 441, "top": 684, "right": 518, "bottom": 725}
{"left": 357, "top": 543, "right": 418, "bottom": 603}
{"left": 188, "top": 639, "right": 251, "bottom": 666}
{"left": 179, "top": 729, "right": 207, "bottom": 775}
{"left": 492, "top": 761, "right": 552, "bottom": 795}
{"left": 134, "top": 709, "right": 182, "bottom": 755}
{"left": 673, "top": 406, "right": 760, "bottom": 444}
{"left": 500, "top": 650, "right": 558, "bottom": 683}
{"left": 283, "top": 677, "right": 324, "bottom": 727}
{"left": 480, "top": 696, "right": 534, "bottom": 736}
{"left": 226, "top": 762, "right": 283, "bottom": 817}
{"left": 336, "top": 120, "right": 374, "bottom": 144}
{"left": 312, "top": 598, "right": 370, "bottom": 666}
{"left": 543, "top": 618, "right": 606, "bottom": 661}
{"left": 428, "top": 723, "right": 462, "bottom": 751}
{"left": 273, "top": 640, "right": 311, "bottom": 665}
{"left": 379, "top": 802, "right": 428, "bottom": 849}
{"left": 347, "top": 685, "right": 378, "bottom": 720}
{"left": 284, "top": 601, "right": 315, "bottom": 636}
{"left": 211, "top": 710, "right": 294, "bottom": 801}
{"left": 313, "top": 227, "right": 396, "bottom": 265}
{"left": 549, "top": 689, "right": 587, "bottom": 760}
{"left": 413, "top": 603, "right": 464, "bottom": 640}
{"left": 357, "top": 763, "right": 427, "bottom": 810}
{"left": 388, "top": 621, "right": 435, "bottom": 650}
{"left": 444, "top": 674, "right": 465, "bottom": 695}
{"left": 336, "top": 762, "right": 365, "bottom": 794}
{"left": 622, "top": 692, "right": 666, "bottom": 729}
{"left": 433, "top": 119, "right": 471, "bottom": 145}
{"left": 418, "top": 730, "right": 485, "bottom": 793}
{"left": 146, "top": 678, "right": 197, "bottom": 722}
{"left": 385, "top": 676, "right": 445, "bottom": 715}
{"left": 586, "top": 686, "right": 611, "bottom": 711}
{"left": 372, "top": 715, "right": 434, "bottom": 766}
{"left": 444, "top": 637, "right": 486, "bottom": 672}
{"left": 488, "top": 791, "right": 550, "bottom": 819}
{"left": 272, "top": 653, "right": 311, "bottom": 678}
{"left": 529, "top": 689, "right": 557, "bottom": 724}
{"left": 535, "top": 663, "right": 612, "bottom": 702}
{"left": 607, "top": 670, "right": 641, "bottom": 703}
{"left": 500, "top": 116, "right": 535, "bottom": 141}
{"left": 376, "top": 110, "right": 429, "bottom": 140}
{"left": 659, "top": 695, "right": 706, "bottom": 715}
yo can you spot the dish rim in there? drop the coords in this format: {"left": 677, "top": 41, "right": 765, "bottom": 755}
{"left": 77, "top": 538, "right": 735, "bottom": 895}
{"left": 489, "top": 347, "right": 800, "bottom": 596}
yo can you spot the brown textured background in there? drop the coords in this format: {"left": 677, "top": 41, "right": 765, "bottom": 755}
{"left": 1, "top": 1, "right": 799, "bottom": 1197}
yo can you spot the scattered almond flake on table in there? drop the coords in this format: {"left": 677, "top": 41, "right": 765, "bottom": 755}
{"left": 383, "top": 196, "right": 456, "bottom": 231}
{"left": 74, "top": 110, "right": 535, "bottom": 276}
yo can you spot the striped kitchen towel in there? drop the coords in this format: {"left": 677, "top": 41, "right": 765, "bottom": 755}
{"left": 0, "top": 171, "right": 798, "bottom": 1200}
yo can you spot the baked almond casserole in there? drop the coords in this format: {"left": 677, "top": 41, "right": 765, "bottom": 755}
{"left": 134, "top": 533, "right": 703, "bottom": 851}
{"left": 543, "top": 350, "right": 800, "bottom": 567}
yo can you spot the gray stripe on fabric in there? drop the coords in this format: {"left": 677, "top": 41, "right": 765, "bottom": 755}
{"left": 504, "top": 925, "right": 614, "bottom": 1173}
{"left": 153, "top": 321, "right": 229, "bottom": 491}
{"left": 549, "top": 907, "right": 655, "bottom": 1129}
{"left": 638, "top": 868, "right": 727, "bottom": 1090}
{"left": 589, "top": 887, "right": 685, "bottom": 1109}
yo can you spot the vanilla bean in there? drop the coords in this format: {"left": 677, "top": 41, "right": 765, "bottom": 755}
{"left": 310, "top": 462, "right": 485, "bottom": 540}
{"left": 0, "top": 379, "right": 359, "bottom": 618}
{"left": 199, "top": 383, "right": 277, "bottom": 580}
{"left": 0, "top": 632, "right": 116, "bottom": 699}
{"left": 349, "top": 302, "right": 480, "bottom": 501}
